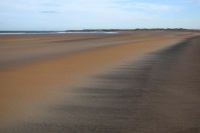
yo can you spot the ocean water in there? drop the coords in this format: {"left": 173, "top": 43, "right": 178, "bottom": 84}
{"left": 0, "top": 31, "right": 67, "bottom": 35}
{"left": 0, "top": 31, "right": 118, "bottom": 35}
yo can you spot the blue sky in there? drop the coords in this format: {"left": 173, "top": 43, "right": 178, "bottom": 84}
{"left": 0, "top": 0, "right": 200, "bottom": 30}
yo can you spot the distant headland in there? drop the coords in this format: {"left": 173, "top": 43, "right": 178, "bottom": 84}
{"left": 66, "top": 28, "right": 200, "bottom": 32}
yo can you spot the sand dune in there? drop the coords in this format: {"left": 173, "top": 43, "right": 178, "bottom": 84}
{"left": 0, "top": 31, "right": 200, "bottom": 132}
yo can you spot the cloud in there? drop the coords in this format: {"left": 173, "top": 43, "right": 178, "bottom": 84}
{"left": 181, "top": 0, "right": 200, "bottom": 4}
{"left": 57, "top": 0, "right": 175, "bottom": 12}
{"left": 1, "top": 0, "right": 200, "bottom": 30}
{"left": 0, "top": 0, "right": 176, "bottom": 12}
{"left": 0, "top": 0, "right": 180, "bottom": 25}
{"left": 131, "top": 2, "right": 173, "bottom": 11}
{"left": 41, "top": 11, "right": 59, "bottom": 14}
{"left": 0, "top": 0, "right": 178, "bottom": 25}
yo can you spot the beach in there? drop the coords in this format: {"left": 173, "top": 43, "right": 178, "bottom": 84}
{"left": 0, "top": 31, "right": 200, "bottom": 132}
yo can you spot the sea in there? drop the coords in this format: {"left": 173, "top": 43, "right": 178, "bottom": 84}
{"left": 0, "top": 31, "right": 118, "bottom": 35}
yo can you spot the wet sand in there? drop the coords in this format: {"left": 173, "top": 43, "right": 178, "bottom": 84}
{"left": 0, "top": 31, "right": 200, "bottom": 132}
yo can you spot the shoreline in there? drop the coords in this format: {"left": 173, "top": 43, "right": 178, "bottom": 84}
{"left": 1, "top": 28, "right": 200, "bottom": 35}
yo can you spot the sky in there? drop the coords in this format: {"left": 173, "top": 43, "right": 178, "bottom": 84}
{"left": 0, "top": 0, "right": 200, "bottom": 31}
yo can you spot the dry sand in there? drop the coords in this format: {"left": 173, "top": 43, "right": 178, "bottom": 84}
{"left": 0, "top": 31, "right": 200, "bottom": 132}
